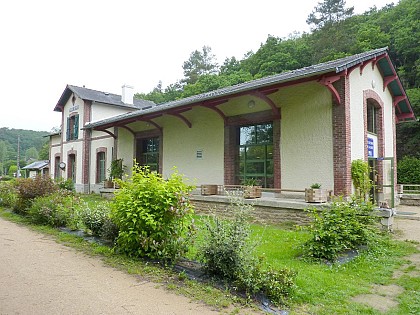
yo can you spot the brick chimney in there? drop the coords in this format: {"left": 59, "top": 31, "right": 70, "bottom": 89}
{"left": 121, "top": 84, "right": 134, "bottom": 105}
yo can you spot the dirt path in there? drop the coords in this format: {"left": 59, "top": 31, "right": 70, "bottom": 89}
{"left": 0, "top": 218, "right": 220, "bottom": 315}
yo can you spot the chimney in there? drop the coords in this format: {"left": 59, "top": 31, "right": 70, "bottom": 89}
{"left": 121, "top": 84, "right": 134, "bottom": 105}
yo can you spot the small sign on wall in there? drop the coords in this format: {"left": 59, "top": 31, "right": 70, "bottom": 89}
{"left": 368, "top": 136, "right": 375, "bottom": 157}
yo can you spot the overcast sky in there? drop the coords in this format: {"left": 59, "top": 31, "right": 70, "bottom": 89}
{"left": 0, "top": 0, "right": 395, "bottom": 132}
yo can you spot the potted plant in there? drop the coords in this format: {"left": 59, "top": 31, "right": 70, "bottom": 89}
{"left": 305, "top": 183, "right": 328, "bottom": 203}
{"left": 242, "top": 178, "right": 262, "bottom": 199}
{"left": 107, "top": 159, "right": 126, "bottom": 188}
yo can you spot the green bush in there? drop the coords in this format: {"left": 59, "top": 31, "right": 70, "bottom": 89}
{"left": 351, "top": 159, "right": 371, "bottom": 201}
{"left": 80, "top": 202, "right": 111, "bottom": 236}
{"left": 111, "top": 166, "right": 195, "bottom": 262}
{"left": 0, "top": 180, "right": 18, "bottom": 208}
{"left": 302, "top": 198, "right": 378, "bottom": 261}
{"left": 14, "top": 175, "right": 57, "bottom": 214}
{"left": 397, "top": 156, "right": 420, "bottom": 184}
{"left": 197, "top": 195, "right": 296, "bottom": 305}
{"left": 56, "top": 178, "right": 75, "bottom": 191}
{"left": 28, "top": 190, "right": 79, "bottom": 227}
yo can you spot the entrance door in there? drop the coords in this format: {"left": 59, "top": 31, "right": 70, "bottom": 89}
{"left": 369, "top": 157, "right": 395, "bottom": 207}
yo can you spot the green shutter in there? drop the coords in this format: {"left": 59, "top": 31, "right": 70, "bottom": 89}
{"left": 66, "top": 117, "right": 70, "bottom": 141}
{"left": 74, "top": 115, "right": 79, "bottom": 139}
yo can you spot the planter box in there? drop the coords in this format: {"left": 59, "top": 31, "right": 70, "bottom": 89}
{"left": 103, "top": 180, "right": 114, "bottom": 189}
{"left": 305, "top": 188, "right": 328, "bottom": 203}
{"left": 201, "top": 184, "right": 218, "bottom": 195}
{"left": 243, "top": 186, "right": 262, "bottom": 199}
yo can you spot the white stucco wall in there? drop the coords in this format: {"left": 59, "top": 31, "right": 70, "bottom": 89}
{"left": 161, "top": 107, "right": 224, "bottom": 185}
{"left": 349, "top": 65, "right": 395, "bottom": 160}
{"left": 90, "top": 103, "right": 136, "bottom": 123}
{"left": 277, "top": 82, "right": 334, "bottom": 190}
{"left": 116, "top": 127, "right": 135, "bottom": 176}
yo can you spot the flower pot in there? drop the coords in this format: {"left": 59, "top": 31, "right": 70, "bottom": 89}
{"left": 305, "top": 188, "right": 328, "bottom": 203}
{"left": 243, "top": 186, "right": 262, "bottom": 199}
{"left": 103, "top": 180, "right": 114, "bottom": 189}
{"left": 201, "top": 184, "right": 218, "bottom": 195}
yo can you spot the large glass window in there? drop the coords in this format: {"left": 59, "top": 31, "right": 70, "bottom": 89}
{"left": 237, "top": 123, "right": 273, "bottom": 187}
{"left": 97, "top": 152, "right": 106, "bottom": 183}
{"left": 140, "top": 137, "right": 159, "bottom": 172}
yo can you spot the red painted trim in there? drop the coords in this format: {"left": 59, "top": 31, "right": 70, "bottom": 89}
{"left": 167, "top": 112, "right": 192, "bottom": 128}
{"left": 319, "top": 75, "right": 343, "bottom": 104}
{"left": 383, "top": 75, "right": 397, "bottom": 91}
{"left": 120, "top": 125, "right": 135, "bottom": 136}
{"left": 250, "top": 91, "right": 280, "bottom": 119}
{"left": 145, "top": 120, "right": 162, "bottom": 132}
{"left": 102, "top": 129, "right": 117, "bottom": 139}
{"left": 204, "top": 106, "right": 227, "bottom": 125}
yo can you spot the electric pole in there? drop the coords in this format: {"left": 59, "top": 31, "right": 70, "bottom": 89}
{"left": 17, "top": 135, "right": 20, "bottom": 178}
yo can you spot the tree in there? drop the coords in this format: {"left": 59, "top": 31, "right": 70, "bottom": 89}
{"left": 307, "top": 0, "right": 354, "bottom": 30}
{"left": 38, "top": 142, "right": 50, "bottom": 160}
{"left": 25, "top": 147, "right": 39, "bottom": 161}
{"left": 182, "top": 46, "right": 218, "bottom": 85}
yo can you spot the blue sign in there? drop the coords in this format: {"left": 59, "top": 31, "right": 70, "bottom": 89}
{"left": 368, "top": 137, "right": 374, "bottom": 157}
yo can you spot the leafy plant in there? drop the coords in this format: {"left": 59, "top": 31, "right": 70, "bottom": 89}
{"left": 79, "top": 201, "right": 112, "bottom": 236}
{"left": 14, "top": 175, "right": 57, "bottom": 214}
{"left": 302, "top": 198, "right": 378, "bottom": 261}
{"left": 55, "top": 178, "right": 75, "bottom": 191}
{"left": 109, "top": 158, "right": 126, "bottom": 180}
{"left": 111, "top": 165, "right": 195, "bottom": 262}
{"left": 0, "top": 180, "right": 18, "bottom": 207}
{"left": 197, "top": 194, "right": 296, "bottom": 305}
{"left": 28, "top": 190, "right": 79, "bottom": 227}
{"left": 310, "top": 183, "right": 322, "bottom": 189}
{"left": 241, "top": 177, "right": 259, "bottom": 186}
{"left": 351, "top": 159, "right": 372, "bottom": 201}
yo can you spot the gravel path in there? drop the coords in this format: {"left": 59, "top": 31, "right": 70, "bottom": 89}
{"left": 0, "top": 218, "right": 219, "bottom": 315}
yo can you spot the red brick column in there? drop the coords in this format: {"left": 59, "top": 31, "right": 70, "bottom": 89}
{"left": 332, "top": 77, "right": 352, "bottom": 197}
{"left": 224, "top": 125, "right": 237, "bottom": 185}
{"left": 273, "top": 119, "right": 281, "bottom": 188}
{"left": 82, "top": 100, "right": 92, "bottom": 189}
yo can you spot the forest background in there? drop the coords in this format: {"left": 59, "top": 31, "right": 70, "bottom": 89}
{"left": 0, "top": 0, "right": 418, "bottom": 177}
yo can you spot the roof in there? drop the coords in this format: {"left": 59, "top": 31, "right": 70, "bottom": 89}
{"left": 54, "top": 85, "right": 155, "bottom": 112}
{"left": 83, "top": 47, "right": 415, "bottom": 129}
{"left": 22, "top": 160, "right": 49, "bottom": 170}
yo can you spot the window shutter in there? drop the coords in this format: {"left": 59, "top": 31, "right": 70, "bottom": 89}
{"left": 74, "top": 115, "right": 79, "bottom": 139}
{"left": 66, "top": 117, "right": 70, "bottom": 141}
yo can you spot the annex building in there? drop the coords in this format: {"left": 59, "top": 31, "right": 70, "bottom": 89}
{"left": 49, "top": 48, "right": 415, "bottom": 206}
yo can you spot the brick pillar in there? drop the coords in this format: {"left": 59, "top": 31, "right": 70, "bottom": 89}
{"left": 224, "top": 125, "right": 237, "bottom": 185}
{"left": 273, "top": 119, "right": 281, "bottom": 188}
{"left": 332, "top": 77, "right": 352, "bottom": 197}
{"left": 82, "top": 100, "right": 92, "bottom": 193}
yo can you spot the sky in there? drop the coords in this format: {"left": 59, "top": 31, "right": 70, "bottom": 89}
{"left": 0, "top": 0, "right": 396, "bottom": 132}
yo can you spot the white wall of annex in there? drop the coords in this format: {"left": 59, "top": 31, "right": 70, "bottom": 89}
{"left": 162, "top": 107, "right": 224, "bottom": 186}
{"left": 279, "top": 82, "right": 334, "bottom": 190}
{"left": 349, "top": 65, "right": 395, "bottom": 160}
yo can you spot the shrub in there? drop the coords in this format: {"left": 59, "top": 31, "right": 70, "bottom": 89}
{"left": 28, "top": 190, "right": 79, "bottom": 227}
{"left": 397, "top": 156, "right": 420, "bottom": 184}
{"left": 302, "top": 198, "right": 378, "bottom": 261}
{"left": 0, "top": 180, "right": 19, "bottom": 208}
{"left": 80, "top": 202, "right": 110, "bottom": 236}
{"left": 111, "top": 166, "right": 195, "bottom": 262}
{"left": 56, "top": 178, "right": 75, "bottom": 191}
{"left": 197, "top": 194, "right": 296, "bottom": 305}
{"left": 14, "top": 175, "right": 57, "bottom": 214}
{"left": 351, "top": 159, "right": 371, "bottom": 201}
